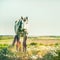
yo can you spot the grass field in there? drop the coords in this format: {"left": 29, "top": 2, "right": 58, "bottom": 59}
{"left": 0, "top": 36, "right": 60, "bottom": 60}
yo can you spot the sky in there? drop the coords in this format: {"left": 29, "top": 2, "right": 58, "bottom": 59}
{"left": 0, "top": 0, "right": 60, "bottom": 36}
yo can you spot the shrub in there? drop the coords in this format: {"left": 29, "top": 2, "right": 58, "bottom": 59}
{"left": 42, "top": 50, "right": 60, "bottom": 60}
{"left": 0, "top": 44, "right": 9, "bottom": 50}
{"left": 54, "top": 50, "right": 60, "bottom": 60}
{"left": 43, "top": 52, "right": 54, "bottom": 60}
{"left": 0, "top": 47, "right": 16, "bottom": 60}
{"left": 55, "top": 43, "right": 59, "bottom": 46}
{"left": 40, "top": 43, "right": 43, "bottom": 45}
{"left": 30, "top": 42, "right": 37, "bottom": 46}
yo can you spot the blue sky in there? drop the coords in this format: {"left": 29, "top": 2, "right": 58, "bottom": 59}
{"left": 0, "top": 0, "right": 60, "bottom": 36}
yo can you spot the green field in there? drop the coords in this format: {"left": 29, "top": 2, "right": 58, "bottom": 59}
{"left": 0, "top": 36, "right": 60, "bottom": 60}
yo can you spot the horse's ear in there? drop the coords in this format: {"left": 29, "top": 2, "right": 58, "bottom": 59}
{"left": 21, "top": 16, "right": 23, "bottom": 19}
{"left": 15, "top": 21, "right": 17, "bottom": 23}
{"left": 26, "top": 17, "right": 28, "bottom": 20}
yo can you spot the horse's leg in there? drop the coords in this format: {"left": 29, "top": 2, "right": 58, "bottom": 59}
{"left": 23, "top": 35, "right": 27, "bottom": 52}
{"left": 12, "top": 35, "right": 17, "bottom": 46}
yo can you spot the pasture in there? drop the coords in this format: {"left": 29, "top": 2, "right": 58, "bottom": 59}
{"left": 0, "top": 36, "right": 60, "bottom": 60}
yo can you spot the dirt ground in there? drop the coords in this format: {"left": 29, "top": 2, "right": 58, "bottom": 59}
{"left": 27, "top": 39, "right": 60, "bottom": 44}
{"left": 0, "top": 39, "right": 60, "bottom": 45}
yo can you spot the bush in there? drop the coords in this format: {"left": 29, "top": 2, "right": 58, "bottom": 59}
{"left": 40, "top": 43, "right": 43, "bottom": 45}
{"left": 43, "top": 52, "right": 54, "bottom": 60}
{"left": 54, "top": 50, "right": 60, "bottom": 60}
{"left": 30, "top": 42, "right": 37, "bottom": 46}
{"left": 42, "top": 50, "right": 60, "bottom": 60}
{"left": 0, "top": 47, "right": 16, "bottom": 60}
{"left": 0, "top": 44, "right": 9, "bottom": 50}
{"left": 55, "top": 43, "right": 59, "bottom": 46}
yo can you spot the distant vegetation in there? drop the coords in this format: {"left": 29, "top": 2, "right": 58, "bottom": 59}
{"left": 0, "top": 35, "right": 14, "bottom": 40}
{"left": 0, "top": 35, "right": 60, "bottom": 40}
